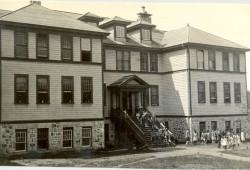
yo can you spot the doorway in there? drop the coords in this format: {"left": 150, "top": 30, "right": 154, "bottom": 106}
{"left": 199, "top": 122, "right": 206, "bottom": 137}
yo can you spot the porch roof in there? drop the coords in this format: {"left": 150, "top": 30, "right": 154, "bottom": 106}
{"left": 108, "top": 75, "right": 150, "bottom": 89}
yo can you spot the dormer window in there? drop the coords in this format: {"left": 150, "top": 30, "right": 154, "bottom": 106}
{"left": 116, "top": 26, "right": 125, "bottom": 38}
{"left": 142, "top": 29, "right": 151, "bottom": 41}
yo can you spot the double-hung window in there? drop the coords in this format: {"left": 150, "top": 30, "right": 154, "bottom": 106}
{"left": 142, "top": 29, "right": 151, "bottom": 41}
{"left": 37, "top": 75, "right": 49, "bottom": 104}
{"left": 234, "top": 83, "right": 241, "bottom": 103}
{"left": 62, "top": 36, "right": 72, "bottom": 60}
{"left": 141, "top": 52, "right": 148, "bottom": 71}
{"left": 37, "top": 34, "right": 48, "bottom": 59}
{"left": 197, "top": 50, "right": 204, "bottom": 69}
{"left": 15, "top": 32, "right": 28, "bottom": 58}
{"left": 209, "top": 82, "right": 217, "bottom": 103}
{"left": 151, "top": 86, "right": 159, "bottom": 106}
{"left": 198, "top": 81, "right": 205, "bottom": 103}
{"left": 208, "top": 51, "right": 216, "bottom": 70}
{"left": 15, "top": 129, "right": 27, "bottom": 151}
{"left": 15, "top": 75, "right": 28, "bottom": 104}
{"left": 82, "top": 127, "right": 92, "bottom": 146}
{"left": 116, "top": 26, "right": 125, "bottom": 38}
{"left": 224, "top": 82, "right": 231, "bottom": 103}
{"left": 116, "top": 51, "right": 130, "bottom": 71}
{"left": 81, "top": 38, "right": 91, "bottom": 62}
{"left": 63, "top": 127, "right": 73, "bottom": 148}
{"left": 82, "top": 77, "right": 93, "bottom": 103}
{"left": 150, "top": 53, "right": 158, "bottom": 72}
{"left": 62, "top": 76, "right": 74, "bottom": 104}
{"left": 223, "top": 52, "right": 229, "bottom": 71}
{"left": 233, "top": 53, "right": 240, "bottom": 72}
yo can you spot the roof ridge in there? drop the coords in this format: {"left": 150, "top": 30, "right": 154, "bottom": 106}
{"left": 0, "top": 4, "right": 33, "bottom": 19}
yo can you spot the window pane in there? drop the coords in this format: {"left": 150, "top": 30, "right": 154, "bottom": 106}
{"left": 37, "top": 76, "right": 49, "bottom": 104}
{"left": 150, "top": 54, "right": 157, "bottom": 72}
{"left": 63, "top": 128, "right": 73, "bottom": 148}
{"left": 197, "top": 50, "right": 204, "bottom": 69}
{"left": 82, "top": 78, "right": 92, "bottom": 103}
{"left": 141, "top": 52, "right": 148, "bottom": 71}
{"left": 123, "top": 51, "right": 130, "bottom": 70}
{"left": 81, "top": 38, "right": 91, "bottom": 51}
{"left": 223, "top": 52, "right": 229, "bottom": 71}
{"left": 224, "top": 83, "right": 230, "bottom": 103}
{"left": 37, "top": 34, "right": 48, "bottom": 58}
{"left": 16, "top": 45, "right": 27, "bottom": 58}
{"left": 198, "top": 82, "right": 205, "bottom": 103}
{"left": 16, "top": 77, "right": 27, "bottom": 91}
{"left": 37, "top": 128, "right": 48, "bottom": 150}
{"left": 16, "top": 32, "right": 27, "bottom": 45}
{"left": 208, "top": 51, "right": 215, "bottom": 70}
{"left": 117, "top": 51, "right": 122, "bottom": 70}
{"left": 233, "top": 53, "right": 240, "bottom": 72}
{"left": 210, "top": 82, "right": 217, "bottom": 103}
{"left": 15, "top": 76, "right": 28, "bottom": 104}
{"left": 142, "top": 29, "right": 150, "bottom": 40}
{"left": 15, "top": 130, "right": 26, "bottom": 151}
{"left": 62, "top": 36, "right": 72, "bottom": 49}
{"left": 151, "top": 86, "right": 159, "bottom": 105}
{"left": 82, "top": 128, "right": 91, "bottom": 146}
{"left": 116, "top": 26, "right": 125, "bottom": 38}
{"left": 234, "top": 83, "right": 241, "bottom": 103}
{"left": 62, "top": 77, "right": 73, "bottom": 103}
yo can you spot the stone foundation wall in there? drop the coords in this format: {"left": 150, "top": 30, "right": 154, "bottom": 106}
{"left": 0, "top": 120, "right": 104, "bottom": 156}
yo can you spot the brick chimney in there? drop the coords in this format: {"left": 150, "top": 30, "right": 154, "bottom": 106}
{"left": 137, "top": 6, "right": 152, "bottom": 23}
{"left": 30, "top": 1, "right": 41, "bottom": 5}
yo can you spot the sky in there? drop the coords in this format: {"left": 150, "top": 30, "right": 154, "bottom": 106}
{"left": 0, "top": 0, "right": 250, "bottom": 90}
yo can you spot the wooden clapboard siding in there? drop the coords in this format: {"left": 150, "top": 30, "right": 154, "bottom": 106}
{"left": 28, "top": 32, "right": 36, "bottom": 59}
{"left": 73, "top": 37, "right": 81, "bottom": 62}
{"left": 162, "top": 71, "right": 189, "bottom": 116}
{"left": 229, "top": 52, "right": 233, "bottom": 71}
{"left": 1, "top": 60, "right": 103, "bottom": 121}
{"left": 105, "top": 49, "right": 116, "bottom": 70}
{"left": 240, "top": 53, "right": 246, "bottom": 72}
{"left": 152, "top": 29, "right": 163, "bottom": 45}
{"left": 189, "top": 48, "right": 197, "bottom": 69}
{"left": 103, "top": 72, "right": 164, "bottom": 114}
{"left": 129, "top": 30, "right": 141, "bottom": 42}
{"left": 92, "top": 38, "right": 102, "bottom": 63}
{"left": 190, "top": 71, "right": 247, "bottom": 116}
{"left": 130, "top": 51, "right": 140, "bottom": 71}
{"left": 162, "top": 49, "right": 187, "bottom": 72}
{"left": 49, "top": 34, "right": 61, "bottom": 60}
{"left": 1, "top": 29, "right": 14, "bottom": 58}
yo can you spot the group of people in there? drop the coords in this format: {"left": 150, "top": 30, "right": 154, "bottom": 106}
{"left": 185, "top": 128, "right": 247, "bottom": 149}
{"left": 152, "top": 122, "right": 175, "bottom": 146}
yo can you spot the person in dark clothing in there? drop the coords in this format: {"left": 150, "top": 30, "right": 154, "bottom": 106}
{"left": 217, "top": 130, "right": 222, "bottom": 148}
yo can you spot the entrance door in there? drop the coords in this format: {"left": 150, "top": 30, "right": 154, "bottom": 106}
{"left": 122, "top": 92, "right": 132, "bottom": 115}
{"left": 199, "top": 122, "right": 206, "bottom": 137}
{"left": 105, "top": 124, "right": 109, "bottom": 144}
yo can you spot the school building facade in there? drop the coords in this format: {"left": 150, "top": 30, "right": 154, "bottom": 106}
{"left": 0, "top": 2, "right": 249, "bottom": 155}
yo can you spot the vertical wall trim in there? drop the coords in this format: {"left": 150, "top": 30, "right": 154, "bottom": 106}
{"left": 0, "top": 28, "right": 2, "bottom": 122}
{"left": 187, "top": 46, "right": 192, "bottom": 116}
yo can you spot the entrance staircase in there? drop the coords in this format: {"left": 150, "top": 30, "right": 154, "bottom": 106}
{"left": 111, "top": 109, "right": 162, "bottom": 148}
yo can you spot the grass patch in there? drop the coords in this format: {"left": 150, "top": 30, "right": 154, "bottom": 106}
{"left": 220, "top": 147, "right": 250, "bottom": 158}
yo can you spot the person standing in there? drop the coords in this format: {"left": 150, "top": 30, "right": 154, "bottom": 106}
{"left": 211, "top": 129, "right": 216, "bottom": 144}
{"left": 217, "top": 130, "right": 222, "bottom": 148}
{"left": 193, "top": 130, "right": 198, "bottom": 145}
{"left": 241, "top": 131, "right": 246, "bottom": 143}
{"left": 185, "top": 129, "right": 190, "bottom": 145}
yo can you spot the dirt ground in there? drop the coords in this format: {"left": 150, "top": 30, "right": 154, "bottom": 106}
{"left": 3, "top": 142, "right": 250, "bottom": 169}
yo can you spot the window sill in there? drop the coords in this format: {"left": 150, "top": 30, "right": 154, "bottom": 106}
{"left": 36, "top": 103, "right": 50, "bottom": 105}
{"left": 14, "top": 103, "right": 29, "bottom": 105}
{"left": 62, "top": 103, "right": 75, "bottom": 105}
{"left": 81, "top": 102, "right": 93, "bottom": 105}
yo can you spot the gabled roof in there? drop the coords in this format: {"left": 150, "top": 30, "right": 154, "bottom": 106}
{"left": 100, "top": 16, "right": 132, "bottom": 27}
{"left": 127, "top": 19, "right": 156, "bottom": 30}
{"left": 81, "top": 12, "right": 103, "bottom": 19}
{"left": 0, "top": 9, "right": 11, "bottom": 17}
{"left": 108, "top": 75, "right": 150, "bottom": 88}
{"left": 0, "top": 4, "right": 108, "bottom": 35}
{"left": 162, "top": 25, "right": 249, "bottom": 50}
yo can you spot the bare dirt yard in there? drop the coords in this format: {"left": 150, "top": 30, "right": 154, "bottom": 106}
{"left": 2, "top": 142, "right": 250, "bottom": 169}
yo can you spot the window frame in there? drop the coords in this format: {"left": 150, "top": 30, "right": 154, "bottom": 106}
{"left": 225, "top": 121, "right": 231, "bottom": 132}
{"left": 14, "top": 74, "right": 29, "bottom": 104}
{"left": 141, "top": 29, "right": 151, "bottom": 41}
{"left": 115, "top": 25, "right": 126, "bottom": 38}
{"left": 15, "top": 31, "right": 28, "bottom": 59}
{"left": 223, "top": 82, "right": 231, "bottom": 103}
{"left": 81, "top": 38, "right": 92, "bottom": 62}
{"left": 141, "top": 52, "right": 148, "bottom": 72}
{"left": 150, "top": 53, "right": 158, "bottom": 72}
{"left": 36, "top": 75, "right": 50, "bottom": 104}
{"left": 208, "top": 50, "right": 216, "bottom": 70}
{"left": 198, "top": 81, "right": 206, "bottom": 103}
{"left": 37, "top": 33, "right": 49, "bottom": 59}
{"left": 222, "top": 52, "right": 229, "bottom": 71}
{"left": 197, "top": 50, "right": 204, "bottom": 69}
{"left": 61, "top": 76, "right": 74, "bottom": 104}
{"left": 81, "top": 77, "right": 93, "bottom": 104}
{"left": 233, "top": 53, "right": 240, "bottom": 72}
{"left": 151, "top": 85, "right": 159, "bottom": 106}
{"left": 116, "top": 50, "right": 130, "bottom": 71}
{"left": 82, "top": 127, "right": 92, "bottom": 147}
{"left": 234, "top": 83, "right": 241, "bottom": 103}
{"left": 63, "top": 127, "right": 73, "bottom": 148}
{"left": 61, "top": 35, "right": 73, "bottom": 61}
{"left": 211, "top": 121, "right": 217, "bottom": 131}
{"left": 209, "top": 82, "right": 217, "bottom": 103}
{"left": 15, "top": 129, "right": 27, "bottom": 152}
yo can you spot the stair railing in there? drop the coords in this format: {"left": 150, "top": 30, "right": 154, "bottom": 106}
{"left": 116, "top": 109, "right": 146, "bottom": 145}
